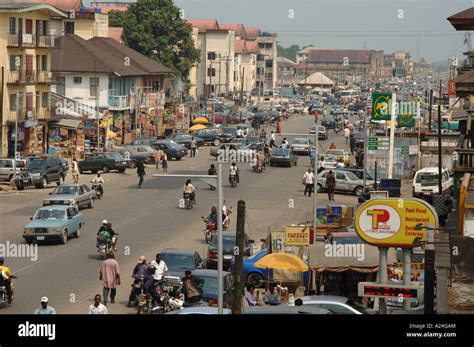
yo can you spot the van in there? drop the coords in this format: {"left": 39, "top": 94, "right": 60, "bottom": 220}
{"left": 412, "top": 167, "right": 453, "bottom": 197}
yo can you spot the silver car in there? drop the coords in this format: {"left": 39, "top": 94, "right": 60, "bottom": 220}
{"left": 317, "top": 169, "right": 374, "bottom": 196}
{"left": 43, "top": 184, "right": 96, "bottom": 210}
{"left": 287, "top": 295, "right": 377, "bottom": 314}
{"left": 0, "top": 158, "right": 28, "bottom": 182}
{"left": 291, "top": 138, "right": 311, "bottom": 155}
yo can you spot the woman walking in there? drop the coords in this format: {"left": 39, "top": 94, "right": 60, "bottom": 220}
{"left": 161, "top": 153, "right": 168, "bottom": 173}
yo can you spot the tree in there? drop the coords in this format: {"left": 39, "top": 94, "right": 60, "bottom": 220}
{"left": 277, "top": 44, "right": 300, "bottom": 62}
{"left": 109, "top": 0, "right": 200, "bottom": 79}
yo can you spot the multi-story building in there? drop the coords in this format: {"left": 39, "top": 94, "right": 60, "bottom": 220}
{"left": 234, "top": 39, "right": 257, "bottom": 93}
{"left": 255, "top": 33, "right": 278, "bottom": 90}
{"left": 0, "top": 3, "right": 68, "bottom": 157}
{"left": 277, "top": 57, "right": 298, "bottom": 85}
{"left": 384, "top": 51, "right": 413, "bottom": 78}
{"left": 296, "top": 46, "right": 316, "bottom": 64}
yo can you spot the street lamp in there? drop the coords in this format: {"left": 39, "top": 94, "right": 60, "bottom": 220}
{"left": 152, "top": 163, "right": 225, "bottom": 314}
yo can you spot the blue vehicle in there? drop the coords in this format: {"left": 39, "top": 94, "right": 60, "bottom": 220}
{"left": 231, "top": 248, "right": 310, "bottom": 288}
{"left": 191, "top": 269, "right": 234, "bottom": 306}
{"left": 23, "top": 205, "right": 85, "bottom": 244}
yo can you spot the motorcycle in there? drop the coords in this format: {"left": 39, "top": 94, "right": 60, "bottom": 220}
{"left": 96, "top": 235, "right": 117, "bottom": 259}
{"left": 202, "top": 217, "right": 217, "bottom": 244}
{"left": 229, "top": 174, "right": 237, "bottom": 187}
{"left": 251, "top": 159, "right": 264, "bottom": 173}
{"left": 92, "top": 183, "right": 103, "bottom": 199}
{"left": 183, "top": 193, "right": 194, "bottom": 210}
{"left": 0, "top": 279, "right": 14, "bottom": 306}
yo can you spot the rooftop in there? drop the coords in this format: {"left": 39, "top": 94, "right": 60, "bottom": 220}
{"left": 186, "top": 19, "right": 220, "bottom": 33}
{"left": 0, "top": 2, "right": 68, "bottom": 16}
{"left": 448, "top": 7, "right": 474, "bottom": 30}
{"left": 307, "top": 49, "right": 374, "bottom": 64}
{"left": 9, "top": 0, "right": 83, "bottom": 12}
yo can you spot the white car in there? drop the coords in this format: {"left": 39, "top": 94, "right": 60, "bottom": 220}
{"left": 291, "top": 138, "right": 311, "bottom": 155}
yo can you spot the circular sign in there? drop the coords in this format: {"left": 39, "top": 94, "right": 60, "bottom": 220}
{"left": 354, "top": 198, "right": 439, "bottom": 247}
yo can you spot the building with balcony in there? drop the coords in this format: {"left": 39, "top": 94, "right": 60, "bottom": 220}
{"left": 0, "top": 3, "right": 68, "bottom": 157}
{"left": 234, "top": 39, "right": 257, "bottom": 93}
{"left": 277, "top": 57, "right": 298, "bottom": 85}
{"left": 50, "top": 34, "right": 173, "bottom": 145}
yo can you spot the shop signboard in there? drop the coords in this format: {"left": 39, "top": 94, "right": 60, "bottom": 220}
{"left": 371, "top": 93, "right": 392, "bottom": 121}
{"left": 285, "top": 226, "right": 310, "bottom": 246}
{"left": 354, "top": 198, "right": 438, "bottom": 247}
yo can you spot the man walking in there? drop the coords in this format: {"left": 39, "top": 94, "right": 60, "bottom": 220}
{"left": 303, "top": 168, "right": 315, "bottom": 197}
{"left": 326, "top": 170, "right": 336, "bottom": 201}
{"left": 136, "top": 160, "right": 146, "bottom": 188}
{"left": 72, "top": 158, "right": 80, "bottom": 184}
{"left": 34, "top": 297, "right": 56, "bottom": 314}
{"left": 270, "top": 131, "right": 277, "bottom": 148}
{"left": 99, "top": 252, "right": 120, "bottom": 305}
{"left": 89, "top": 294, "right": 108, "bottom": 314}
{"left": 344, "top": 126, "right": 351, "bottom": 144}
{"left": 190, "top": 137, "right": 197, "bottom": 157}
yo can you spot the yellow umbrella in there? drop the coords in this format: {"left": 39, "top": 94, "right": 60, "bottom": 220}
{"left": 189, "top": 124, "right": 207, "bottom": 132}
{"left": 254, "top": 252, "right": 309, "bottom": 272}
{"left": 193, "top": 117, "right": 209, "bottom": 124}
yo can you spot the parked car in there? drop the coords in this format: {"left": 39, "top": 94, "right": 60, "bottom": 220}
{"left": 124, "top": 145, "right": 156, "bottom": 164}
{"left": 128, "top": 137, "right": 157, "bottom": 146}
{"left": 160, "top": 248, "right": 205, "bottom": 282}
{"left": 167, "top": 134, "right": 204, "bottom": 149}
{"left": 291, "top": 138, "right": 312, "bottom": 155}
{"left": 192, "top": 269, "right": 234, "bottom": 306}
{"left": 270, "top": 148, "right": 298, "bottom": 167}
{"left": 412, "top": 167, "right": 453, "bottom": 197}
{"left": 78, "top": 152, "right": 127, "bottom": 173}
{"left": 207, "top": 231, "right": 252, "bottom": 270}
{"left": 247, "top": 136, "right": 264, "bottom": 151}
{"left": 287, "top": 295, "right": 377, "bottom": 314}
{"left": 151, "top": 140, "right": 188, "bottom": 160}
{"left": 110, "top": 149, "right": 137, "bottom": 168}
{"left": 195, "top": 128, "right": 233, "bottom": 146}
{"left": 341, "top": 167, "right": 375, "bottom": 180}
{"left": 19, "top": 156, "right": 67, "bottom": 189}
{"left": 321, "top": 115, "right": 336, "bottom": 129}
{"left": 166, "top": 307, "right": 232, "bottom": 315}
{"left": 317, "top": 126, "right": 328, "bottom": 140}
{"left": 0, "top": 158, "right": 28, "bottom": 182}
{"left": 23, "top": 205, "right": 85, "bottom": 244}
{"left": 317, "top": 169, "right": 374, "bottom": 196}
{"left": 27, "top": 154, "right": 69, "bottom": 173}
{"left": 43, "top": 184, "right": 96, "bottom": 210}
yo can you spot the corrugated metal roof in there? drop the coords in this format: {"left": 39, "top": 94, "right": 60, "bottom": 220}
{"left": 53, "top": 119, "right": 83, "bottom": 129}
{"left": 186, "top": 19, "right": 219, "bottom": 33}
{"left": 307, "top": 49, "right": 372, "bottom": 64}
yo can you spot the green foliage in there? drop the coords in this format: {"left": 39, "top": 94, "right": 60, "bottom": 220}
{"left": 277, "top": 44, "right": 301, "bottom": 62}
{"left": 109, "top": 0, "right": 200, "bottom": 78}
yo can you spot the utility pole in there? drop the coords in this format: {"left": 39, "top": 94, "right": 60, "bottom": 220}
{"left": 233, "top": 200, "right": 246, "bottom": 314}
{"left": 13, "top": 91, "right": 20, "bottom": 181}
{"left": 218, "top": 54, "right": 222, "bottom": 97}
{"left": 428, "top": 89, "right": 433, "bottom": 131}
{"left": 437, "top": 80, "right": 442, "bottom": 194}
{"left": 424, "top": 229, "right": 435, "bottom": 314}
{"left": 388, "top": 92, "right": 397, "bottom": 179}
{"left": 240, "top": 66, "right": 245, "bottom": 106}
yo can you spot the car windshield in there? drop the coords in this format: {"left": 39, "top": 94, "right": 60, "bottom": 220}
{"left": 416, "top": 172, "right": 438, "bottom": 184}
{"left": 324, "top": 116, "right": 335, "bottom": 122}
{"left": 105, "top": 152, "right": 123, "bottom": 159}
{"left": 318, "top": 126, "right": 326, "bottom": 131}
{"left": 224, "top": 128, "right": 237, "bottom": 134}
{"left": 273, "top": 149, "right": 289, "bottom": 156}
{"left": 325, "top": 157, "right": 337, "bottom": 163}
{"left": 248, "top": 137, "right": 259, "bottom": 143}
{"left": 326, "top": 150, "right": 343, "bottom": 156}
{"left": 211, "top": 235, "right": 235, "bottom": 247}
{"left": 28, "top": 161, "right": 47, "bottom": 169}
{"left": 35, "top": 209, "right": 66, "bottom": 220}
{"left": 167, "top": 141, "right": 179, "bottom": 148}
{"left": 53, "top": 186, "right": 78, "bottom": 195}
{"left": 293, "top": 139, "right": 308, "bottom": 145}
{"left": 161, "top": 254, "right": 194, "bottom": 270}
{"left": 199, "top": 276, "right": 218, "bottom": 292}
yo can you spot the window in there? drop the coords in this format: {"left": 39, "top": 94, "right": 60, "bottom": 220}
{"left": 42, "top": 92, "right": 49, "bottom": 108}
{"left": 10, "top": 55, "right": 21, "bottom": 70}
{"left": 208, "top": 52, "right": 216, "bottom": 60}
{"left": 41, "top": 55, "right": 48, "bottom": 71}
{"left": 8, "top": 18, "right": 16, "bottom": 34}
{"left": 258, "top": 43, "right": 265, "bottom": 49}
{"left": 152, "top": 80, "right": 161, "bottom": 92}
{"left": 90, "top": 77, "right": 99, "bottom": 97}
{"left": 336, "top": 172, "right": 346, "bottom": 180}
{"left": 36, "top": 92, "right": 41, "bottom": 109}
{"left": 10, "top": 94, "right": 17, "bottom": 111}
{"left": 73, "top": 77, "right": 82, "bottom": 84}
{"left": 207, "top": 68, "right": 216, "bottom": 77}
{"left": 57, "top": 77, "right": 66, "bottom": 96}
{"left": 64, "top": 22, "right": 75, "bottom": 34}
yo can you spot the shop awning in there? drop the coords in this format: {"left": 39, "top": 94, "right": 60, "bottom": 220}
{"left": 52, "top": 119, "right": 83, "bottom": 129}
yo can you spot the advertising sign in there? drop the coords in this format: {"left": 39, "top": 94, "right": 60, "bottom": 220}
{"left": 285, "top": 226, "right": 310, "bottom": 246}
{"left": 371, "top": 93, "right": 392, "bottom": 121}
{"left": 354, "top": 198, "right": 438, "bottom": 247}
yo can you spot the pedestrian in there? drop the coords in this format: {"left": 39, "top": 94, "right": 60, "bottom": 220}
{"left": 270, "top": 131, "right": 277, "bottom": 148}
{"left": 132, "top": 255, "right": 149, "bottom": 278}
{"left": 326, "top": 170, "right": 336, "bottom": 201}
{"left": 154, "top": 149, "right": 162, "bottom": 169}
{"left": 181, "top": 270, "right": 203, "bottom": 305}
{"left": 412, "top": 165, "right": 417, "bottom": 178}
{"left": 150, "top": 253, "right": 168, "bottom": 283}
{"left": 190, "top": 137, "right": 197, "bottom": 157}
{"left": 136, "top": 160, "right": 146, "bottom": 188}
{"left": 99, "top": 252, "right": 120, "bottom": 305}
{"left": 303, "top": 168, "right": 315, "bottom": 197}
{"left": 89, "top": 294, "right": 108, "bottom": 314}
{"left": 72, "top": 158, "right": 79, "bottom": 184}
{"left": 34, "top": 297, "right": 56, "bottom": 314}
{"left": 349, "top": 134, "right": 355, "bottom": 154}
{"left": 276, "top": 120, "right": 281, "bottom": 134}
{"left": 344, "top": 127, "right": 350, "bottom": 144}
{"left": 161, "top": 153, "right": 168, "bottom": 172}
{"left": 329, "top": 143, "right": 337, "bottom": 149}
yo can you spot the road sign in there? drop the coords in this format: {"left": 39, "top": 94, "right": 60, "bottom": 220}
{"left": 368, "top": 136, "right": 389, "bottom": 150}
{"left": 354, "top": 198, "right": 439, "bottom": 247}
{"left": 358, "top": 282, "right": 424, "bottom": 299}
{"left": 401, "top": 146, "right": 409, "bottom": 155}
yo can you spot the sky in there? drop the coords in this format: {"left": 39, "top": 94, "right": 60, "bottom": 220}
{"left": 85, "top": 0, "right": 473, "bottom": 62}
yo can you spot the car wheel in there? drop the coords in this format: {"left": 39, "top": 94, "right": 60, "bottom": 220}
{"left": 247, "top": 272, "right": 265, "bottom": 288}
{"left": 17, "top": 184, "right": 24, "bottom": 191}
{"left": 175, "top": 156, "right": 182, "bottom": 161}
{"left": 41, "top": 177, "right": 48, "bottom": 189}
{"left": 118, "top": 168, "right": 126, "bottom": 173}
{"left": 213, "top": 139, "right": 221, "bottom": 146}
{"left": 61, "top": 231, "right": 68, "bottom": 244}
{"left": 76, "top": 225, "right": 81, "bottom": 238}
{"left": 57, "top": 175, "right": 64, "bottom": 186}
{"left": 317, "top": 184, "right": 323, "bottom": 192}
{"left": 79, "top": 168, "right": 83, "bottom": 174}
{"left": 102, "top": 165, "right": 110, "bottom": 173}
{"left": 354, "top": 186, "right": 364, "bottom": 196}
{"left": 88, "top": 198, "right": 94, "bottom": 209}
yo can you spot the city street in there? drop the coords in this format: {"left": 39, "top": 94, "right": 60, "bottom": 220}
{"left": 0, "top": 113, "right": 358, "bottom": 314}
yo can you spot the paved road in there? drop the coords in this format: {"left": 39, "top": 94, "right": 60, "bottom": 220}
{"left": 0, "top": 112, "right": 358, "bottom": 314}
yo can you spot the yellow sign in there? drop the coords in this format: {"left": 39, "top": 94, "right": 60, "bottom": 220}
{"left": 285, "top": 226, "right": 310, "bottom": 246}
{"left": 354, "top": 198, "right": 438, "bottom": 247}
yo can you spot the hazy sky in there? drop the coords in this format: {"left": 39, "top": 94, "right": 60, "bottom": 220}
{"left": 86, "top": 0, "right": 473, "bottom": 62}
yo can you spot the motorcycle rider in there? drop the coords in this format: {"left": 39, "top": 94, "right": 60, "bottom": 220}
{"left": 263, "top": 144, "right": 271, "bottom": 163}
{"left": 207, "top": 164, "right": 217, "bottom": 190}
{"left": 181, "top": 270, "right": 204, "bottom": 306}
{"left": 206, "top": 206, "right": 218, "bottom": 224}
{"left": 229, "top": 162, "right": 240, "bottom": 184}
{"left": 0, "top": 257, "right": 16, "bottom": 304}
{"left": 97, "top": 220, "right": 118, "bottom": 251}
{"left": 91, "top": 172, "right": 105, "bottom": 197}
{"left": 183, "top": 179, "right": 197, "bottom": 205}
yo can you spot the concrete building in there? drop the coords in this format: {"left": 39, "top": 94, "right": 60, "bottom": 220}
{"left": 296, "top": 46, "right": 316, "bottom": 64}
{"left": 277, "top": 57, "right": 298, "bottom": 86}
{"left": 384, "top": 51, "right": 413, "bottom": 78}
{"left": 234, "top": 39, "right": 257, "bottom": 93}
{"left": 0, "top": 2, "right": 68, "bottom": 157}
{"left": 255, "top": 33, "right": 278, "bottom": 90}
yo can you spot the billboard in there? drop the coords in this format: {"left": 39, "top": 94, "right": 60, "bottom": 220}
{"left": 354, "top": 198, "right": 438, "bottom": 247}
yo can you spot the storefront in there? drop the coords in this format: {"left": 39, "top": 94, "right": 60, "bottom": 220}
{"left": 47, "top": 119, "right": 83, "bottom": 159}
{"left": 8, "top": 122, "right": 46, "bottom": 157}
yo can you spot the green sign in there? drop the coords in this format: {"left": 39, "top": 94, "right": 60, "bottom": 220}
{"left": 368, "top": 136, "right": 389, "bottom": 150}
{"left": 401, "top": 146, "right": 409, "bottom": 155}
{"left": 371, "top": 93, "right": 392, "bottom": 121}
{"left": 397, "top": 114, "right": 415, "bottom": 128}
